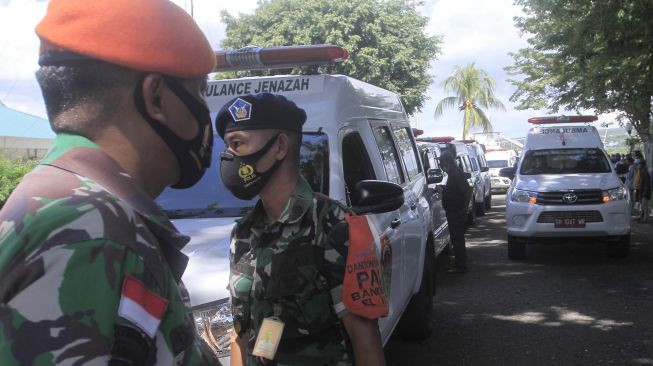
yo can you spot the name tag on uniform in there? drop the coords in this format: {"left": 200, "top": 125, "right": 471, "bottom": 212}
{"left": 252, "top": 317, "right": 285, "bottom": 360}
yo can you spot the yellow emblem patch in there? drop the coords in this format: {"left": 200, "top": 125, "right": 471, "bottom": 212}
{"left": 239, "top": 164, "right": 255, "bottom": 181}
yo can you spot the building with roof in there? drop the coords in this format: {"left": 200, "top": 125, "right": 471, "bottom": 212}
{"left": 0, "top": 101, "right": 54, "bottom": 160}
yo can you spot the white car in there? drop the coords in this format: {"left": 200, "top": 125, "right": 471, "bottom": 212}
{"left": 503, "top": 116, "right": 631, "bottom": 259}
{"left": 462, "top": 141, "right": 492, "bottom": 215}
{"left": 157, "top": 46, "right": 440, "bottom": 362}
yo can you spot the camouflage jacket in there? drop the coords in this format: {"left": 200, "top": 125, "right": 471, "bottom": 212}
{"left": 229, "top": 177, "right": 353, "bottom": 366}
{"left": 0, "top": 134, "right": 216, "bottom": 365}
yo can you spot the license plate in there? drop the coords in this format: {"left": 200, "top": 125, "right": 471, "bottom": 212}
{"left": 554, "top": 218, "right": 586, "bottom": 228}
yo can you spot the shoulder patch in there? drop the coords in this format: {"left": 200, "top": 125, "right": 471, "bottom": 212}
{"left": 118, "top": 276, "right": 169, "bottom": 338}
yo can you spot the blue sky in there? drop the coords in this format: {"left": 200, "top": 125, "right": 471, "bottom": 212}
{"left": 0, "top": 0, "right": 621, "bottom": 140}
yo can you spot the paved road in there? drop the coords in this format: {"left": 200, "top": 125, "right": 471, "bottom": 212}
{"left": 385, "top": 195, "right": 653, "bottom": 366}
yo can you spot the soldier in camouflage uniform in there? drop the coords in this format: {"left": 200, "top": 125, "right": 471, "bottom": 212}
{"left": 0, "top": 0, "right": 219, "bottom": 364}
{"left": 216, "top": 93, "right": 386, "bottom": 366}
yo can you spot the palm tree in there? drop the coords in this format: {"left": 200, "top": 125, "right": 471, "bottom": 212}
{"left": 434, "top": 63, "right": 505, "bottom": 139}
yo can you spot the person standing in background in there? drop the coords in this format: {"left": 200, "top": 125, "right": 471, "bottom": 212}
{"left": 440, "top": 150, "right": 471, "bottom": 274}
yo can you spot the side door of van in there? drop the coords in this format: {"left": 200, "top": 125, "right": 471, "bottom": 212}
{"left": 341, "top": 123, "right": 406, "bottom": 341}
{"left": 388, "top": 124, "right": 429, "bottom": 300}
{"left": 423, "top": 148, "right": 448, "bottom": 253}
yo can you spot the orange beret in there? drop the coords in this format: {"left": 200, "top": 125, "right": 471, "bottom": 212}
{"left": 35, "top": 0, "right": 216, "bottom": 78}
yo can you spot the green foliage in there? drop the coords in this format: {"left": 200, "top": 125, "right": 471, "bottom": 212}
{"left": 506, "top": 0, "right": 653, "bottom": 139}
{"left": 218, "top": 0, "right": 441, "bottom": 115}
{"left": 0, "top": 155, "right": 36, "bottom": 206}
{"left": 434, "top": 63, "right": 505, "bottom": 139}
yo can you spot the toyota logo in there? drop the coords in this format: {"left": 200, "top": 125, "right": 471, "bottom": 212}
{"left": 562, "top": 193, "right": 578, "bottom": 204}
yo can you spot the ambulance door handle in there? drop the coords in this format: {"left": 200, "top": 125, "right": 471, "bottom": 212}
{"left": 410, "top": 202, "right": 417, "bottom": 210}
{"left": 391, "top": 218, "right": 402, "bottom": 229}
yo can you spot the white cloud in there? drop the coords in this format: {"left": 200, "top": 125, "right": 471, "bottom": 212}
{"left": 411, "top": 0, "right": 540, "bottom": 139}
{"left": 0, "top": 0, "right": 258, "bottom": 119}
{"left": 0, "top": 0, "right": 611, "bottom": 140}
{"left": 0, "top": 0, "right": 48, "bottom": 117}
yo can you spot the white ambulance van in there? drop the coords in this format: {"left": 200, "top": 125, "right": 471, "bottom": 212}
{"left": 156, "top": 45, "right": 440, "bottom": 361}
{"left": 502, "top": 116, "right": 631, "bottom": 259}
{"left": 486, "top": 148, "right": 517, "bottom": 194}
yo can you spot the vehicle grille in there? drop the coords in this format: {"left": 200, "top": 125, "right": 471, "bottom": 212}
{"left": 536, "top": 190, "right": 603, "bottom": 205}
{"left": 537, "top": 211, "right": 604, "bottom": 223}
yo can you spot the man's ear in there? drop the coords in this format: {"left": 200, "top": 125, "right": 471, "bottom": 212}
{"left": 274, "top": 133, "right": 290, "bottom": 160}
{"left": 141, "top": 73, "right": 168, "bottom": 125}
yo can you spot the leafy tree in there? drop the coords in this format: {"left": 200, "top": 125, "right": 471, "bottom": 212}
{"left": 506, "top": 0, "right": 653, "bottom": 142}
{"left": 219, "top": 0, "right": 441, "bottom": 115}
{"left": 0, "top": 155, "right": 36, "bottom": 207}
{"left": 434, "top": 63, "right": 505, "bottom": 139}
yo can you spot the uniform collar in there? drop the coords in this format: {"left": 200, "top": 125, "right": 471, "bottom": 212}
{"left": 242, "top": 176, "right": 314, "bottom": 226}
{"left": 41, "top": 133, "right": 189, "bottom": 279}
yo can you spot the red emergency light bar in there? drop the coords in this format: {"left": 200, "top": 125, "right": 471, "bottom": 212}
{"left": 417, "top": 136, "right": 455, "bottom": 143}
{"left": 215, "top": 45, "right": 349, "bottom": 72}
{"left": 412, "top": 128, "right": 424, "bottom": 137}
{"left": 528, "top": 115, "right": 598, "bottom": 124}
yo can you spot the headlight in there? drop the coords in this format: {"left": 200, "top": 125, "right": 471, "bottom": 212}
{"left": 603, "top": 187, "right": 628, "bottom": 202}
{"left": 511, "top": 189, "right": 537, "bottom": 203}
{"left": 192, "top": 298, "right": 233, "bottom": 358}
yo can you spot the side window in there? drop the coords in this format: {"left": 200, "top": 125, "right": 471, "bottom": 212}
{"left": 431, "top": 152, "right": 440, "bottom": 169}
{"left": 391, "top": 127, "right": 421, "bottom": 180}
{"left": 424, "top": 150, "right": 437, "bottom": 171}
{"left": 470, "top": 157, "right": 480, "bottom": 172}
{"left": 479, "top": 153, "right": 488, "bottom": 169}
{"left": 463, "top": 155, "right": 473, "bottom": 172}
{"left": 456, "top": 156, "right": 464, "bottom": 171}
{"left": 372, "top": 126, "right": 405, "bottom": 184}
{"left": 342, "top": 133, "right": 376, "bottom": 204}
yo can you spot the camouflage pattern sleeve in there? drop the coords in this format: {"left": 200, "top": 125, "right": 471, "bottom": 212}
{"left": 0, "top": 238, "right": 206, "bottom": 365}
{"left": 317, "top": 200, "right": 350, "bottom": 318}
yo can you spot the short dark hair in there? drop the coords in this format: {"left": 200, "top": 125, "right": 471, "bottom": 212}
{"left": 35, "top": 60, "right": 141, "bottom": 137}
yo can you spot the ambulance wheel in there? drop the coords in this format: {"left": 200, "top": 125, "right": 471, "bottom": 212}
{"left": 484, "top": 194, "right": 492, "bottom": 210}
{"left": 507, "top": 235, "right": 526, "bottom": 259}
{"left": 608, "top": 234, "right": 630, "bottom": 258}
{"left": 398, "top": 248, "right": 434, "bottom": 340}
{"left": 475, "top": 201, "right": 486, "bottom": 216}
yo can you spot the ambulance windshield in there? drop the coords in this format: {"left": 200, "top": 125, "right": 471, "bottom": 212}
{"left": 157, "top": 133, "right": 329, "bottom": 218}
{"left": 487, "top": 160, "right": 508, "bottom": 168}
{"left": 519, "top": 148, "right": 611, "bottom": 175}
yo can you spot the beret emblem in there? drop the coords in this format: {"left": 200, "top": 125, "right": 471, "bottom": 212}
{"left": 229, "top": 98, "right": 252, "bottom": 122}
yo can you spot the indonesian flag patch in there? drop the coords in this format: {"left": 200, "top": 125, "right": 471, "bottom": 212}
{"left": 118, "top": 276, "right": 169, "bottom": 338}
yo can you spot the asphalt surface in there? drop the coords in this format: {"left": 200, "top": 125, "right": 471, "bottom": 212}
{"left": 384, "top": 195, "right": 653, "bottom": 366}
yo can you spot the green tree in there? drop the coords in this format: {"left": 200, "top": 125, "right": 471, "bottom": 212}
{"left": 0, "top": 155, "right": 36, "bottom": 207}
{"left": 434, "top": 63, "right": 505, "bottom": 139}
{"left": 506, "top": 0, "right": 653, "bottom": 143}
{"left": 219, "top": 0, "right": 441, "bottom": 115}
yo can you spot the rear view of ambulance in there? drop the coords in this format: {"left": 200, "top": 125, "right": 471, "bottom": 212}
{"left": 503, "top": 116, "right": 631, "bottom": 259}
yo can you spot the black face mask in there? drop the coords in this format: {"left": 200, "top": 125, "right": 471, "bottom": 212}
{"left": 220, "top": 135, "right": 284, "bottom": 200}
{"left": 134, "top": 75, "right": 213, "bottom": 189}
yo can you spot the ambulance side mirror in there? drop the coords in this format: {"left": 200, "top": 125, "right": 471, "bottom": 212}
{"left": 426, "top": 169, "right": 444, "bottom": 184}
{"left": 352, "top": 180, "right": 404, "bottom": 215}
{"left": 499, "top": 167, "right": 515, "bottom": 179}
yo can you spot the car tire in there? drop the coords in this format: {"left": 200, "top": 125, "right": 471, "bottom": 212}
{"left": 398, "top": 245, "right": 434, "bottom": 340}
{"left": 484, "top": 193, "right": 492, "bottom": 210}
{"left": 507, "top": 235, "right": 526, "bottom": 259}
{"left": 607, "top": 234, "right": 630, "bottom": 258}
